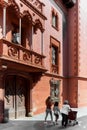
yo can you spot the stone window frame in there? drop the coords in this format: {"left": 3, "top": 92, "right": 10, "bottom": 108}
{"left": 50, "top": 36, "right": 60, "bottom": 74}
{"left": 51, "top": 8, "right": 59, "bottom": 31}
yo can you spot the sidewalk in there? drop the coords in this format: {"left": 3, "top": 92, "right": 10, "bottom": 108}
{"left": 11, "top": 107, "right": 87, "bottom": 121}
{"left": 0, "top": 107, "right": 87, "bottom": 130}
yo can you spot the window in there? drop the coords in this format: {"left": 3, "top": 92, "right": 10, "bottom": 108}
{"left": 52, "top": 46, "right": 58, "bottom": 65}
{"left": 52, "top": 13, "right": 57, "bottom": 27}
{"left": 51, "top": 45, "right": 58, "bottom": 74}
{"left": 52, "top": 11, "right": 58, "bottom": 30}
{"left": 12, "top": 25, "right": 20, "bottom": 44}
{"left": 50, "top": 37, "right": 60, "bottom": 74}
{"left": 12, "top": 32, "right": 20, "bottom": 44}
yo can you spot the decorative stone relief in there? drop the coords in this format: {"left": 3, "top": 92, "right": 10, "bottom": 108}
{"left": 8, "top": 0, "right": 20, "bottom": 15}
{"left": 28, "top": 0, "right": 42, "bottom": 12}
{"left": 23, "top": 51, "right": 32, "bottom": 62}
{"left": 22, "top": 10, "right": 32, "bottom": 21}
{"left": 8, "top": 46, "right": 18, "bottom": 58}
{"left": 34, "top": 55, "right": 41, "bottom": 64}
{"left": 5, "top": 79, "right": 15, "bottom": 106}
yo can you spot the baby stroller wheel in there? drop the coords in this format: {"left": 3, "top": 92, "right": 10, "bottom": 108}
{"left": 76, "top": 121, "right": 78, "bottom": 125}
{"left": 73, "top": 121, "right": 78, "bottom": 126}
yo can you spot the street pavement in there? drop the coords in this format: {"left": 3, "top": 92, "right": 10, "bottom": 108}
{"left": 0, "top": 107, "right": 87, "bottom": 130}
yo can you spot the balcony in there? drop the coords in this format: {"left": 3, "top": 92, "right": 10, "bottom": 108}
{"left": 0, "top": 39, "right": 46, "bottom": 72}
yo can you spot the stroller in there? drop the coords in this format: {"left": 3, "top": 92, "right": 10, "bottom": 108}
{"left": 68, "top": 110, "right": 78, "bottom": 126}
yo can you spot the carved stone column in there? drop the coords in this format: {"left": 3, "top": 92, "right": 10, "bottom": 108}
{"left": 31, "top": 25, "right": 34, "bottom": 50}
{"left": 41, "top": 32, "right": 43, "bottom": 55}
{"left": 3, "top": 6, "right": 6, "bottom": 38}
{"left": 19, "top": 18, "right": 21, "bottom": 44}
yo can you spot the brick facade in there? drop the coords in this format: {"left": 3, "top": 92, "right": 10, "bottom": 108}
{"left": 0, "top": 0, "right": 87, "bottom": 122}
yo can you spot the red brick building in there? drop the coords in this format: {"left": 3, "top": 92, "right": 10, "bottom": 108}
{"left": 0, "top": 0, "right": 87, "bottom": 122}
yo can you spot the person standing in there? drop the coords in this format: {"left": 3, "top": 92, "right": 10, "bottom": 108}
{"left": 61, "top": 100, "right": 71, "bottom": 127}
{"left": 44, "top": 96, "right": 53, "bottom": 123}
{"left": 53, "top": 101, "right": 60, "bottom": 125}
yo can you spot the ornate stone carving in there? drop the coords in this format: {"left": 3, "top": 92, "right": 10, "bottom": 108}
{"left": 22, "top": 10, "right": 32, "bottom": 21}
{"left": 26, "top": 0, "right": 43, "bottom": 12}
{"left": 34, "top": 55, "right": 41, "bottom": 64}
{"left": 23, "top": 51, "right": 32, "bottom": 62}
{"left": 5, "top": 79, "right": 15, "bottom": 105}
{"left": 50, "top": 79, "right": 61, "bottom": 102}
{"left": 16, "top": 80, "right": 25, "bottom": 106}
{"left": 34, "top": 19, "right": 43, "bottom": 33}
{"left": 52, "top": 65, "right": 58, "bottom": 74}
{"left": 8, "top": 0, "right": 20, "bottom": 16}
{"left": 8, "top": 46, "right": 18, "bottom": 58}
{"left": 1, "top": 39, "right": 45, "bottom": 70}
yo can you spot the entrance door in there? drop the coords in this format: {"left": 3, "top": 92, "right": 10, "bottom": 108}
{"left": 4, "top": 75, "right": 28, "bottom": 119}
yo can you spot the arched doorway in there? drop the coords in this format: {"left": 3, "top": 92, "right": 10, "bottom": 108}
{"left": 4, "top": 75, "right": 30, "bottom": 119}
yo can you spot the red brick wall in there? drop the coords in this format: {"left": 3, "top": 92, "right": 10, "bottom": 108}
{"left": 32, "top": 75, "right": 51, "bottom": 114}
{"left": 78, "top": 80, "right": 87, "bottom": 107}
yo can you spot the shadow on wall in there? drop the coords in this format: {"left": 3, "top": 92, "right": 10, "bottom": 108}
{"left": 0, "top": 100, "right": 9, "bottom": 123}
{"left": 4, "top": 108, "right": 9, "bottom": 123}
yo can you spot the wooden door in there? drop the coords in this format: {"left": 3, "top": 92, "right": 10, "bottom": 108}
{"left": 4, "top": 75, "right": 27, "bottom": 119}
